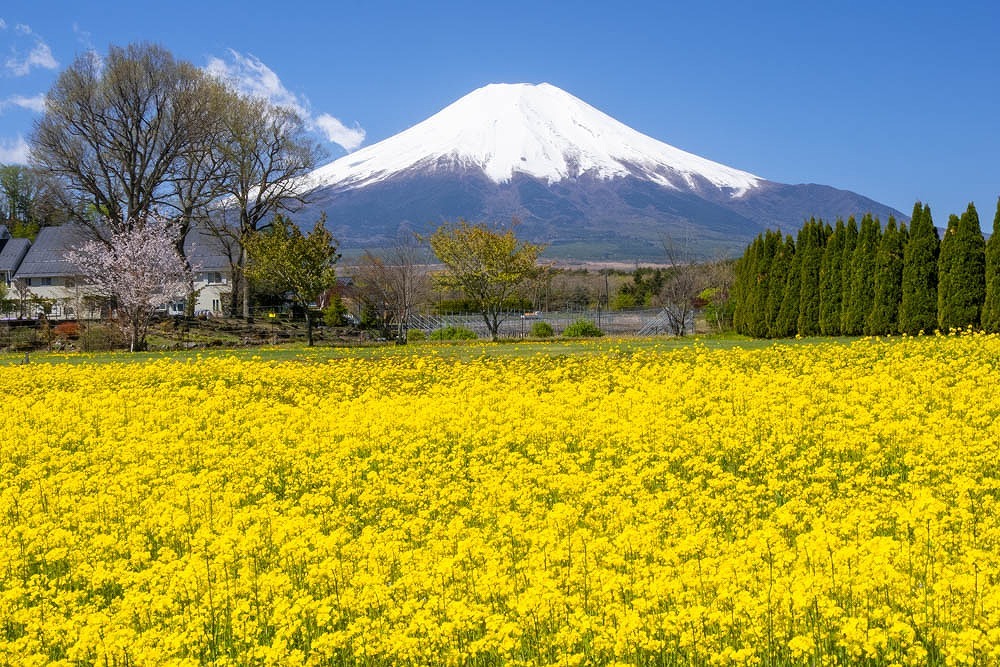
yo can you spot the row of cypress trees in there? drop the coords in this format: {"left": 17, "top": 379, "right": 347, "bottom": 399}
{"left": 732, "top": 200, "right": 1000, "bottom": 337}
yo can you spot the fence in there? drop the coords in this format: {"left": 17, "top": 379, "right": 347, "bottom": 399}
{"left": 407, "top": 307, "right": 697, "bottom": 338}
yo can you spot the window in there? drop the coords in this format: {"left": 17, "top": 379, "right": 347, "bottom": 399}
{"left": 201, "top": 271, "right": 224, "bottom": 284}
{"left": 29, "top": 277, "right": 52, "bottom": 287}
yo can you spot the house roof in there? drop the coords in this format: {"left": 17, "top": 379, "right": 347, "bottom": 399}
{"left": 9, "top": 223, "right": 233, "bottom": 280}
{"left": 0, "top": 237, "right": 31, "bottom": 273}
{"left": 12, "top": 224, "right": 95, "bottom": 279}
{"left": 184, "top": 226, "right": 232, "bottom": 273}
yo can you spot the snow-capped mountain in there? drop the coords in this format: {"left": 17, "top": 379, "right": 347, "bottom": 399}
{"left": 302, "top": 83, "right": 904, "bottom": 260}
{"left": 308, "top": 83, "right": 761, "bottom": 196}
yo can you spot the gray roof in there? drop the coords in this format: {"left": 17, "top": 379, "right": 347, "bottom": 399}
{"left": 13, "top": 224, "right": 96, "bottom": 279}
{"left": 184, "top": 226, "right": 232, "bottom": 273}
{"left": 9, "top": 223, "right": 232, "bottom": 279}
{"left": 0, "top": 237, "right": 31, "bottom": 273}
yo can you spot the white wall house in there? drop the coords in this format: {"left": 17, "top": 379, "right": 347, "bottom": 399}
{"left": 4, "top": 223, "right": 233, "bottom": 319}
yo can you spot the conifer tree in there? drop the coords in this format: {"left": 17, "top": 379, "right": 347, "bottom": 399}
{"left": 867, "top": 216, "right": 904, "bottom": 335}
{"left": 842, "top": 214, "right": 881, "bottom": 335}
{"left": 937, "top": 213, "right": 959, "bottom": 330}
{"left": 774, "top": 241, "right": 802, "bottom": 338}
{"left": 838, "top": 217, "right": 859, "bottom": 332}
{"left": 733, "top": 232, "right": 776, "bottom": 337}
{"left": 819, "top": 219, "right": 846, "bottom": 335}
{"left": 797, "top": 219, "right": 826, "bottom": 336}
{"left": 754, "top": 231, "right": 782, "bottom": 337}
{"left": 981, "top": 199, "right": 1000, "bottom": 332}
{"left": 899, "top": 202, "right": 939, "bottom": 334}
{"left": 765, "top": 234, "right": 794, "bottom": 337}
{"left": 731, "top": 235, "right": 758, "bottom": 335}
{"left": 938, "top": 203, "right": 986, "bottom": 330}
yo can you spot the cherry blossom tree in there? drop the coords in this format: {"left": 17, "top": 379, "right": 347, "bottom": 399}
{"left": 66, "top": 219, "right": 193, "bottom": 351}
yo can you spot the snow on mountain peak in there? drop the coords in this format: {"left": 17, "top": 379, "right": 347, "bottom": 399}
{"left": 306, "top": 82, "right": 762, "bottom": 195}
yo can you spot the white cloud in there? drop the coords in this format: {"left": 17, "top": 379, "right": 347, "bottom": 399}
{"left": 205, "top": 50, "right": 365, "bottom": 153}
{"left": 0, "top": 136, "right": 30, "bottom": 164}
{"left": 4, "top": 23, "right": 59, "bottom": 76}
{"left": 0, "top": 93, "right": 46, "bottom": 113}
{"left": 0, "top": 19, "right": 7, "bottom": 30}
{"left": 315, "top": 113, "right": 365, "bottom": 152}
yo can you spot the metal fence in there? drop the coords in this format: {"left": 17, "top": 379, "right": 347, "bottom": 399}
{"left": 407, "top": 308, "right": 696, "bottom": 338}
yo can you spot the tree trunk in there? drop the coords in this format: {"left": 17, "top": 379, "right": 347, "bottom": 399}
{"left": 242, "top": 274, "right": 251, "bottom": 321}
{"left": 305, "top": 308, "right": 313, "bottom": 346}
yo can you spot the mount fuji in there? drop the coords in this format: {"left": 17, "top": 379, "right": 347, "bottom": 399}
{"left": 302, "top": 83, "right": 904, "bottom": 260}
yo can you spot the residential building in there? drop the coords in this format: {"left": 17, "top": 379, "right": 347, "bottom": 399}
{"left": 4, "top": 223, "right": 233, "bottom": 319}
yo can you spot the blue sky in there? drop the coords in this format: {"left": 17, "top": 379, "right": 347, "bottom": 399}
{"left": 2, "top": 1, "right": 999, "bottom": 227}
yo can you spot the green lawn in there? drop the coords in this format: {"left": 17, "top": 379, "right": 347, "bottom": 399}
{"left": 0, "top": 333, "right": 858, "bottom": 366}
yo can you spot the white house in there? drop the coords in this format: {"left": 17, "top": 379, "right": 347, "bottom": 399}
{"left": 5, "top": 223, "right": 233, "bottom": 319}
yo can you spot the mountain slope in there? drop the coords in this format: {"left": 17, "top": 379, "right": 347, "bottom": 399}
{"left": 302, "top": 83, "right": 905, "bottom": 260}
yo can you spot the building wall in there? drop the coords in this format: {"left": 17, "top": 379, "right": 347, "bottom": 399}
{"left": 9, "top": 273, "right": 231, "bottom": 319}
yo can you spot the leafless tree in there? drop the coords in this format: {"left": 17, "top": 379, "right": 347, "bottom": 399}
{"left": 655, "top": 234, "right": 706, "bottom": 336}
{"left": 208, "top": 94, "right": 322, "bottom": 318}
{"left": 30, "top": 43, "right": 223, "bottom": 236}
{"left": 354, "top": 234, "right": 431, "bottom": 342}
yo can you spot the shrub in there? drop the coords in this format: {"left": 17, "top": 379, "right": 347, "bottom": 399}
{"left": 530, "top": 321, "right": 554, "bottom": 338}
{"left": 429, "top": 326, "right": 477, "bottom": 340}
{"left": 563, "top": 319, "right": 604, "bottom": 338}
{"left": 323, "top": 295, "right": 348, "bottom": 326}
{"left": 5, "top": 326, "right": 36, "bottom": 351}
{"left": 79, "top": 324, "right": 124, "bottom": 352}
{"left": 407, "top": 329, "right": 426, "bottom": 342}
{"left": 53, "top": 322, "right": 81, "bottom": 339}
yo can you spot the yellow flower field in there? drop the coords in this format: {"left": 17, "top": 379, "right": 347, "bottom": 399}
{"left": 1, "top": 335, "right": 999, "bottom": 666}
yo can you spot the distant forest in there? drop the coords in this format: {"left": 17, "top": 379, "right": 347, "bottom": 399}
{"left": 731, "top": 200, "right": 1000, "bottom": 337}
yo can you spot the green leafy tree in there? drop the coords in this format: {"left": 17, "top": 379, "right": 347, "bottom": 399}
{"left": 982, "top": 199, "right": 1000, "bottom": 332}
{"left": 244, "top": 215, "right": 340, "bottom": 346}
{"left": 842, "top": 214, "right": 881, "bottom": 335}
{"left": 819, "top": 219, "right": 846, "bottom": 335}
{"left": 867, "top": 217, "right": 905, "bottom": 335}
{"left": 427, "top": 220, "right": 544, "bottom": 341}
{"left": 938, "top": 203, "right": 986, "bottom": 330}
{"left": 899, "top": 203, "right": 939, "bottom": 334}
{"left": 613, "top": 267, "right": 667, "bottom": 309}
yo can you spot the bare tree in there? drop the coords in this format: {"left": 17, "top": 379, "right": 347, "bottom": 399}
{"left": 30, "top": 43, "right": 224, "bottom": 236}
{"left": 210, "top": 94, "right": 322, "bottom": 319}
{"left": 656, "top": 235, "right": 707, "bottom": 336}
{"left": 65, "top": 218, "right": 193, "bottom": 351}
{"left": 354, "top": 234, "right": 431, "bottom": 342}
{"left": 699, "top": 259, "right": 735, "bottom": 332}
